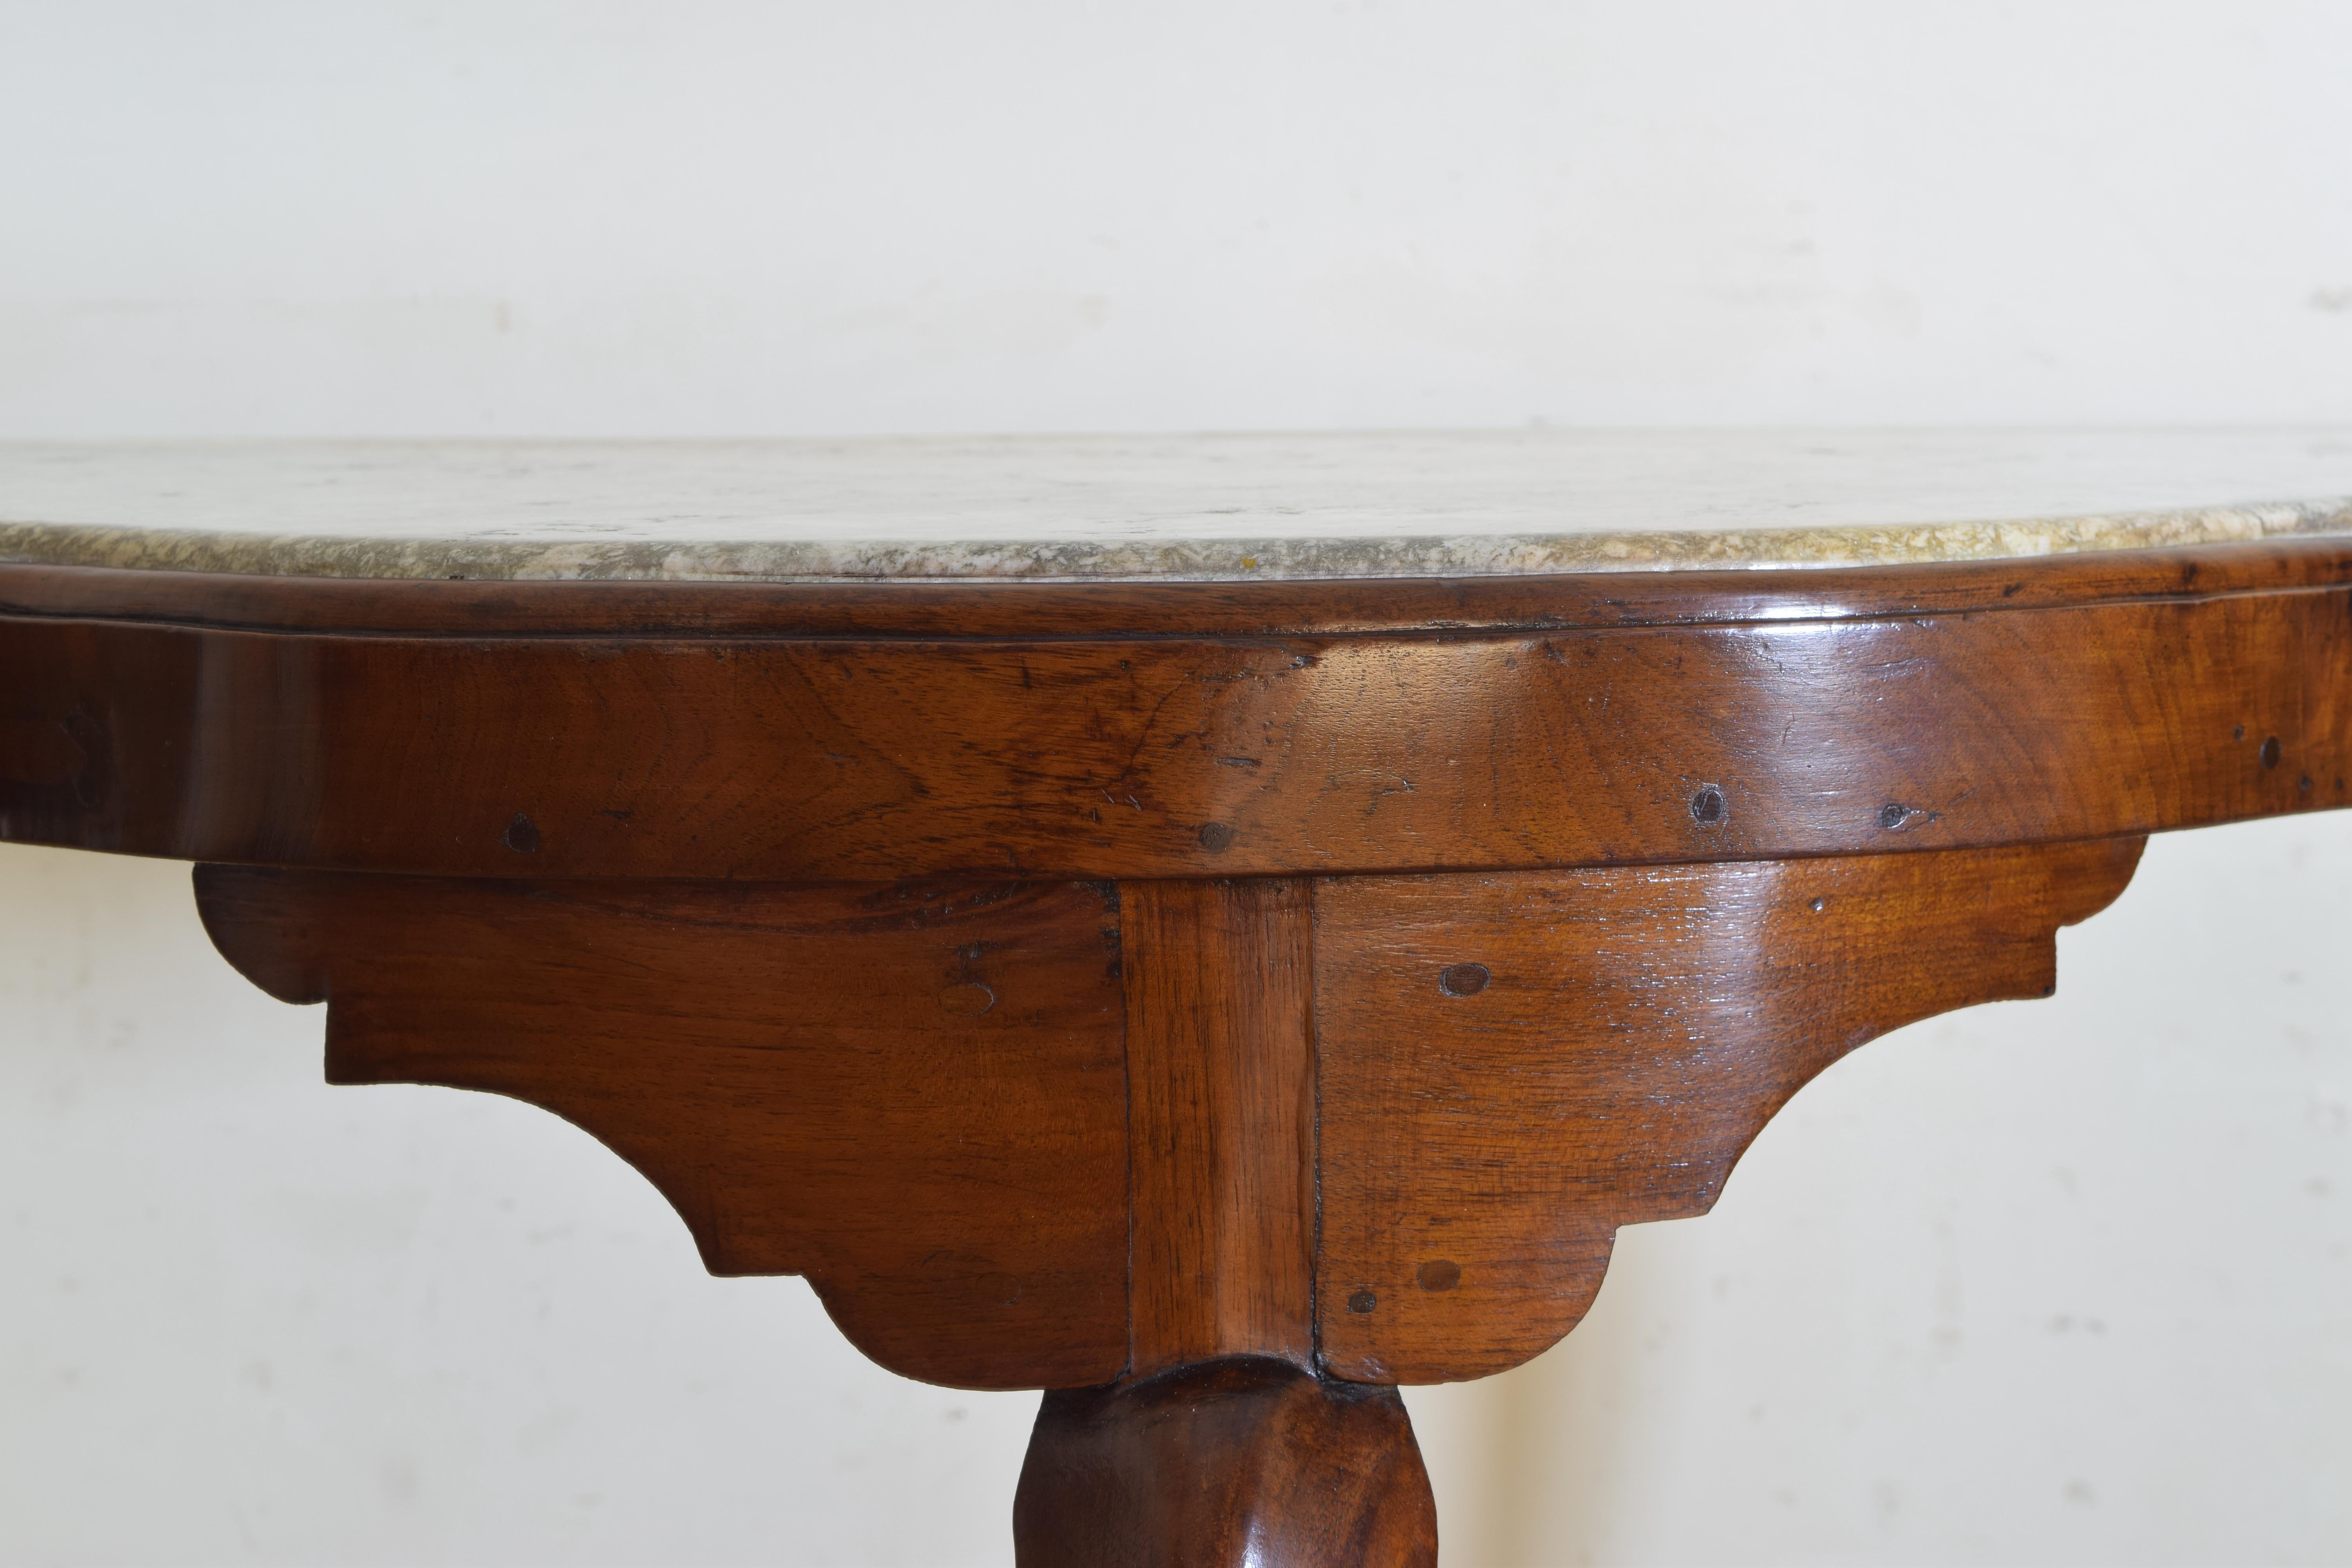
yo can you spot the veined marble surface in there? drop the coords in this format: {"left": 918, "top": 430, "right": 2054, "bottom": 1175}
{"left": 2, "top": 430, "right": 2350, "bottom": 583}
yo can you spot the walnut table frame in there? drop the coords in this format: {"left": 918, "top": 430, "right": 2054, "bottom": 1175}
{"left": 4, "top": 434, "right": 2349, "bottom": 1564}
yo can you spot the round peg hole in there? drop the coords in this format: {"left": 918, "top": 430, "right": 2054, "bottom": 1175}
{"left": 1690, "top": 784, "right": 1727, "bottom": 825}
{"left": 1438, "top": 962, "right": 1490, "bottom": 997}
{"left": 938, "top": 983, "right": 996, "bottom": 1016}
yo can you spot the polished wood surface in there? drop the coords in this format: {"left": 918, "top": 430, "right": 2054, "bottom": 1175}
{"left": 1123, "top": 879, "right": 1317, "bottom": 1377}
{"left": 1013, "top": 1358, "right": 1437, "bottom": 1568}
{"left": 187, "top": 842, "right": 2150, "bottom": 1399}
{"left": 1315, "top": 837, "right": 2144, "bottom": 1383}
{"left": 10, "top": 537, "right": 2351, "bottom": 1563}
{"left": 194, "top": 866, "right": 1130, "bottom": 1388}
{"left": 2, "top": 557, "right": 2347, "bottom": 882}
{"left": 7, "top": 536, "right": 2352, "bottom": 638}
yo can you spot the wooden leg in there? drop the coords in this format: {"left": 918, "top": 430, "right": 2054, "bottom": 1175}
{"left": 1012, "top": 1357, "right": 1437, "bottom": 1568}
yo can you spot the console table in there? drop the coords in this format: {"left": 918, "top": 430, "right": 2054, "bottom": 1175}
{"left": 4, "top": 430, "right": 2348, "bottom": 1564}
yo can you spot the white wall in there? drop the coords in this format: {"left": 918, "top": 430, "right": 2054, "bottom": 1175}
{"left": 2, "top": 3, "right": 2348, "bottom": 1563}
{"left": 7, "top": 1, "right": 2352, "bottom": 436}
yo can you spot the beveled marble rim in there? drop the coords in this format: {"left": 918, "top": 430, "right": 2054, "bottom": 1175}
{"left": 3, "top": 498, "right": 2351, "bottom": 583}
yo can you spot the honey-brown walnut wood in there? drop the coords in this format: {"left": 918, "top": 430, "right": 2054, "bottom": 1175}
{"left": 3, "top": 551, "right": 2347, "bottom": 883}
{"left": 191, "top": 837, "right": 2145, "bottom": 1397}
{"left": 4, "top": 537, "right": 2350, "bottom": 638}
{"left": 1013, "top": 1358, "right": 1437, "bottom": 1568}
{"left": 11, "top": 540, "right": 2349, "bottom": 1564}
{"left": 194, "top": 866, "right": 1131, "bottom": 1389}
{"left": 1122, "top": 878, "right": 1318, "bottom": 1377}
{"left": 1314, "top": 836, "right": 2145, "bottom": 1382}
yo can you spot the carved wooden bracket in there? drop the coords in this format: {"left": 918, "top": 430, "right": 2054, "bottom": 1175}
{"left": 195, "top": 835, "right": 2142, "bottom": 1393}
{"left": 196, "top": 869, "right": 1133, "bottom": 1390}
{"left": 1312, "top": 835, "right": 2145, "bottom": 1382}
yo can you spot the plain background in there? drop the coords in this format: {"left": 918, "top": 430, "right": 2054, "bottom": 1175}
{"left": 2, "top": 2, "right": 2349, "bottom": 1563}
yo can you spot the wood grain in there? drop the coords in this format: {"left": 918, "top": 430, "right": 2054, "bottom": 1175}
{"left": 194, "top": 866, "right": 1131, "bottom": 1390}
{"left": 11, "top": 539, "right": 2349, "bottom": 1562}
{"left": 3, "top": 578, "right": 2345, "bottom": 882}
{"left": 1122, "top": 879, "right": 1317, "bottom": 1376}
{"left": 1013, "top": 1357, "right": 1437, "bottom": 1568}
{"left": 5, "top": 537, "right": 2351, "bottom": 637}
{"left": 1312, "top": 837, "right": 2145, "bottom": 1384}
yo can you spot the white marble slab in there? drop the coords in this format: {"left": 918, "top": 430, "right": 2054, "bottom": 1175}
{"left": 1, "top": 430, "right": 2349, "bottom": 582}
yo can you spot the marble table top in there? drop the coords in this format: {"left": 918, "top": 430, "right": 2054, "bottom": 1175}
{"left": 2, "top": 430, "right": 2349, "bottom": 583}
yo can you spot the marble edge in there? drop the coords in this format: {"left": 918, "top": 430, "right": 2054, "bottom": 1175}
{"left": 1, "top": 499, "right": 2349, "bottom": 583}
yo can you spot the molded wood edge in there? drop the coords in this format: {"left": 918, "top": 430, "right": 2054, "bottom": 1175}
{"left": 7, "top": 538, "right": 2352, "bottom": 639}
{"left": 7, "top": 580, "right": 2346, "bottom": 882}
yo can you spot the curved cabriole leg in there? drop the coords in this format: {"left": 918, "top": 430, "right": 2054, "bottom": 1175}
{"left": 1013, "top": 1358, "right": 1437, "bottom": 1568}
